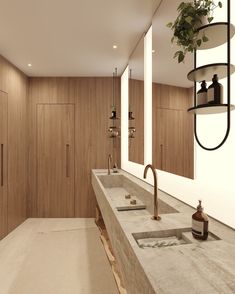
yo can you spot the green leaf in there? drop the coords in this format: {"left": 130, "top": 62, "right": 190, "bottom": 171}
{"left": 166, "top": 22, "right": 173, "bottom": 28}
{"left": 218, "top": 1, "right": 222, "bottom": 8}
{"left": 197, "top": 39, "right": 202, "bottom": 47}
{"left": 177, "top": 2, "right": 186, "bottom": 12}
{"left": 174, "top": 50, "right": 182, "bottom": 58}
{"left": 202, "top": 35, "right": 209, "bottom": 42}
{"left": 185, "top": 16, "right": 193, "bottom": 24}
{"left": 178, "top": 52, "right": 185, "bottom": 63}
{"left": 207, "top": 17, "right": 213, "bottom": 23}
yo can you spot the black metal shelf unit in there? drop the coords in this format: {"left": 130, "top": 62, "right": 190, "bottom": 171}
{"left": 187, "top": 0, "right": 235, "bottom": 151}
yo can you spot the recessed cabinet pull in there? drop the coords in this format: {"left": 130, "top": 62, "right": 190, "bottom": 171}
{"left": 66, "top": 144, "right": 70, "bottom": 178}
{"left": 160, "top": 144, "right": 163, "bottom": 170}
{"left": 1, "top": 144, "right": 3, "bottom": 186}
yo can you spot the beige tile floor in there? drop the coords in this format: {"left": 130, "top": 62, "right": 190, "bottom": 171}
{"left": 0, "top": 218, "right": 118, "bottom": 294}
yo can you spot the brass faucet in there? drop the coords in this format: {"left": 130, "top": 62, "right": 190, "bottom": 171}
{"left": 143, "top": 164, "right": 161, "bottom": 221}
{"left": 108, "top": 154, "right": 112, "bottom": 175}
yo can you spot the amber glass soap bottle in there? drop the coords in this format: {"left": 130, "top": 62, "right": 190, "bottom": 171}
{"left": 192, "top": 200, "right": 208, "bottom": 240}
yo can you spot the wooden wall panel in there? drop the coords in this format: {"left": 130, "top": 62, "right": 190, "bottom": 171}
{"left": 128, "top": 79, "right": 144, "bottom": 164}
{"left": 153, "top": 82, "right": 191, "bottom": 111}
{"left": 153, "top": 82, "right": 194, "bottom": 179}
{"left": 0, "top": 55, "right": 28, "bottom": 234}
{"left": 0, "top": 91, "right": 8, "bottom": 239}
{"left": 28, "top": 77, "right": 121, "bottom": 217}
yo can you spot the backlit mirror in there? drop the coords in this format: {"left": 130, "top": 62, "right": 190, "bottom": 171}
{"left": 128, "top": 36, "right": 144, "bottom": 164}
{"left": 152, "top": 0, "right": 194, "bottom": 179}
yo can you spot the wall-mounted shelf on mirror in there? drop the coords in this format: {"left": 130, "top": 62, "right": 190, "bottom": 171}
{"left": 108, "top": 126, "right": 120, "bottom": 138}
{"left": 187, "top": 63, "right": 235, "bottom": 82}
{"left": 197, "top": 22, "right": 235, "bottom": 50}
{"left": 128, "top": 111, "right": 135, "bottom": 120}
{"left": 188, "top": 103, "right": 235, "bottom": 115}
{"left": 109, "top": 116, "right": 119, "bottom": 120}
{"left": 108, "top": 68, "right": 120, "bottom": 139}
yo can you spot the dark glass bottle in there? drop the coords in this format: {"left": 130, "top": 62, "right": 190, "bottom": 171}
{"left": 128, "top": 111, "right": 135, "bottom": 120}
{"left": 192, "top": 200, "right": 208, "bottom": 240}
{"left": 207, "top": 74, "right": 223, "bottom": 104}
{"left": 110, "top": 110, "right": 116, "bottom": 119}
{"left": 197, "top": 80, "right": 207, "bottom": 105}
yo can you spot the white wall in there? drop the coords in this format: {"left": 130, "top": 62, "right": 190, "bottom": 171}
{"left": 121, "top": 1, "right": 235, "bottom": 228}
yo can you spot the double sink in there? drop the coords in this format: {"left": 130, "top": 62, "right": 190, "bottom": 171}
{"left": 97, "top": 173, "right": 220, "bottom": 249}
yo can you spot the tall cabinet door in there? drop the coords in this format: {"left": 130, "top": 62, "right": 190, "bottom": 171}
{"left": 37, "top": 104, "right": 75, "bottom": 217}
{"left": 0, "top": 91, "right": 8, "bottom": 239}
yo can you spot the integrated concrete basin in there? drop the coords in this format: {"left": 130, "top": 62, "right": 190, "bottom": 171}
{"left": 133, "top": 228, "right": 221, "bottom": 249}
{"left": 98, "top": 174, "right": 179, "bottom": 214}
{"left": 133, "top": 228, "right": 192, "bottom": 248}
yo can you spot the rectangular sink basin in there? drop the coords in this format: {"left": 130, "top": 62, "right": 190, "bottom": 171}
{"left": 133, "top": 228, "right": 220, "bottom": 249}
{"left": 98, "top": 174, "right": 179, "bottom": 214}
{"left": 133, "top": 228, "right": 192, "bottom": 248}
{"left": 98, "top": 174, "right": 124, "bottom": 188}
{"left": 116, "top": 196, "right": 146, "bottom": 211}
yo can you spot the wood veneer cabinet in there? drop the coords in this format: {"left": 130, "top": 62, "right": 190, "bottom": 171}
{"left": 37, "top": 104, "right": 75, "bottom": 217}
{"left": 0, "top": 91, "right": 8, "bottom": 239}
{"left": 0, "top": 55, "right": 28, "bottom": 237}
{"left": 153, "top": 84, "right": 194, "bottom": 179}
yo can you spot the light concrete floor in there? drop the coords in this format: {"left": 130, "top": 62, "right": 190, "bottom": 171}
{"left": 0, "top": 218, "right": 119, "bottom": 294}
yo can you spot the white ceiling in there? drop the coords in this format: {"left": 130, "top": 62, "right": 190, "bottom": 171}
{"left": 152, "top": 0, "right": 193, "bottom": 87}
{"left": 0, "top": 0, "right": 160, "bottom": 77}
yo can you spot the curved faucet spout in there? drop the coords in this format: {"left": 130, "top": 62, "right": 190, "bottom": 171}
{"left": 143, "top": 164, "right": 161, "bottom": 221}
{"left": 108, "top": 154, "right": 112, "bottom": 175}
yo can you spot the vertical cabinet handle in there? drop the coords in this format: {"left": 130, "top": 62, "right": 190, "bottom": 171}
{"left": 160, "top": 144, "right": 163, "bottom": 170}
{"left": 66, "top": 144, "right": 70, "bottom": 178}
{"left": 1, "top": 144, "right": 3, "bottom": 186}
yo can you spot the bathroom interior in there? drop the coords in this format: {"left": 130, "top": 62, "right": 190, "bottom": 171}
{"left": 0, "top": 0, "right": 235, "bottom": 293}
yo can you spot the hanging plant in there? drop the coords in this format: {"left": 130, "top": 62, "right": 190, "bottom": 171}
{"left": 167, "top": 0, "right": 222, "bottom": 63}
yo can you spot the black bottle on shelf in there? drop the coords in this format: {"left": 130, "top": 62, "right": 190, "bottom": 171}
{"left": 110, "top": 110, "right": 116, "bottom": 119}
{"left": 197, "top": 80, "right": 207, "bottom": 105}
{"left": 207, "top": 74, "right": 223, "bottom": 104}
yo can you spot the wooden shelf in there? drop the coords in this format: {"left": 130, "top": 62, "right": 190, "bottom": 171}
{"left": 197, "top": 22, "right": 235, "bottom": 50}
{"left": 187, "top": 63, "right": 235, "bottom": 82}
{"left": 188, "top": 103, "right": 235, "bottom": 115}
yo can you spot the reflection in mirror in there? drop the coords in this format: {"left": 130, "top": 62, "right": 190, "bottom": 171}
{"left": 152, "top": 0, "right": 194, "bottom": 179}
{"left": 128, "top": 36, "right": 144, "bottom": 164}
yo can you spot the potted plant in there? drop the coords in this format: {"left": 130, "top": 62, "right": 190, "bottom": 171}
{"left": 167, "top": 0, "right": 222, "bottom": 63}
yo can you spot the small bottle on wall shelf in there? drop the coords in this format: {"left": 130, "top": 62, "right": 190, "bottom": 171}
{"left": 110, "top": 106, "right": 117, "bottom": 119}
{"left": 192, "top": 200, "right": 209, "bottom": 240}
{"left": 197, "top": 80, "right": 207, "bottom": 105}
{"left": 113, "top": 163, "right": 118, "bottom": 173}
{"left": 207, "top": 74, "right": 223, "bottom": 104}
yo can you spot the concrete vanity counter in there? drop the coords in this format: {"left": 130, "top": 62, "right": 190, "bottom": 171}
{"left": 92, "top": 169, "right": 235, "bottom": 294}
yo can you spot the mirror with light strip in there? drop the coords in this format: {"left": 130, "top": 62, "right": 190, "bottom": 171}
{"left": 152, "top": 0, "right": 194, "bottom": 179}
{"left": 128, "top": 35, "right": 145, "bottom": 165}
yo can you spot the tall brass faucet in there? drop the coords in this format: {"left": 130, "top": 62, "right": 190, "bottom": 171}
{"left": 108, "top": 154, "right": 112, "bottom": 175}
{"left": 143, "top": 164, "right": 161, "bottom": 221}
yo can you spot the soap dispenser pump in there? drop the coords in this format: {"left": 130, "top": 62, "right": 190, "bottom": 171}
{"left": 192, "top": 200, "right": 208, "bottom": 240}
